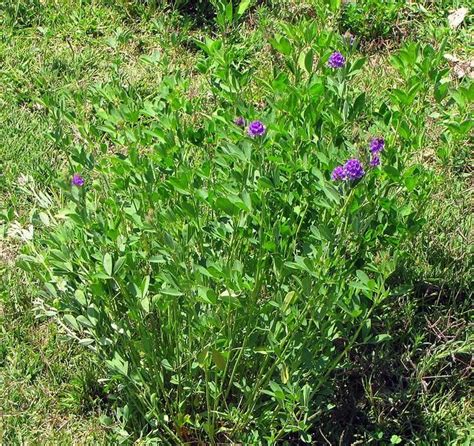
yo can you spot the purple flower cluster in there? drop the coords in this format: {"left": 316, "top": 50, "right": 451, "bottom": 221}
{"left": 370, "top": 137, "right": 385, "bottom": 154}
{"left": 369, "top": 154, "right": 380, "bottom": 167}
{"left": 332, "top": 159, "right": 365, "bottom": 182}
{"left": 327, "top": 52, "right": 345, "bottom": 69}
{"left": 369, "top": 137, "right": 385, "bottom": 168}
{"left": 71, "top": 174, "right": 85, "bottom": 187}
{"left": 344, "top": 159, "right": 365, "bottom": 180}
{"left": 247, "top": 120, "right": 266, "bottom": 138}
{"left": 234, "top": 116, "right": 267, "bottom": 137}
{"left": 234, "top": 116, "right": 245, "bottom": 127}
{"left": 331, "top": 165, "right": 346, "bottom": 181}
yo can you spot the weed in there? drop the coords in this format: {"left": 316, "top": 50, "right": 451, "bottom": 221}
{"left": 0, "top": 1, "right": 471, "bottom": 443}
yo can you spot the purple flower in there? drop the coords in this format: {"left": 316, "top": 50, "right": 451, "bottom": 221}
{"left": 247, "top": 120, "right": 266, "bottom": 138}
{"left": 344, "top": 159, "right": 365, "bottom": 181}
{"left": 331, "top": 165, "right": 346, "bottom": 181}
{"left": 71, "top": 174, "right": 85, "bottom": 187}
{"left": 234, "top": 116, "right": 245, "bottom": 127}
{"left": 370, "top": 137, "right": 385, "bottom": 154}
{"left": 327, "top": 52, "right": 345, "bottom": 68}
{"left": 370, "top": 154, "right": 381, "bottom": 167}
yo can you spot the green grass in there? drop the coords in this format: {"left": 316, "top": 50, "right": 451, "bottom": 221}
{"left": 0, "top": 267, "right": 112, "bottom": 443}
{"left": 1, "top": 0, "right": 472, "bottom": 443}
{"left": 330, "top": 285, "right": 473, "bottom": 444}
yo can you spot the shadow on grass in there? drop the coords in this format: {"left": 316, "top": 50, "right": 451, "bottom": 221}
{"left": 308, "top": 282, "right": 472, "bottom": 445}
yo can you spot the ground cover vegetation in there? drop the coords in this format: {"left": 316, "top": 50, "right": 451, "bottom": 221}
{"left": 0, "top": 0, "right": 472, "bottom": 444}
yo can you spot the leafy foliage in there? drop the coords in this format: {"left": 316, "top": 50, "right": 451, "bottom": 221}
{"left": 1, "top": 0, "right": 471, "bottom": 444}
{"left": 338, "top": 0, "right": 405, "bottom": 41}
{"left": 19, "top": 18, "right": 454, "bottom": 441}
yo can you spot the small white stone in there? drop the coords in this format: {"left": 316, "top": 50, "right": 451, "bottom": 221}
{"left": 17, "top": 174, "right": 33, "bottom": 186}
{"left": 448, "top": 7, "right": 469, "bottom": 29}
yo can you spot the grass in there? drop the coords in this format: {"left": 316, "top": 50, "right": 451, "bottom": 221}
{"left": 332, "top": 285, "right": 473, "bottom": 444}
{"left": 0, "top": 0, "right": 472, "bottom": 443}
{"left": 0, "top": 266, "right": 112, "bottom": 443}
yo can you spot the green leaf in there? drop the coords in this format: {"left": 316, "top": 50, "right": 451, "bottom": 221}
{"left": 161, "top": 288, "right": 184, "bottom": 296}
{"left": 141, "top": 275, "right": 150, "bottom": 299}
{"left": 375, "top": 334, "right": 392, "bottom": 343}
{"left": 269, "top": 35, "right": 292, "bottom": 56}
{"left": 197, "top": 349, "right": 209, "bottom": 367}
{"left": 225, "top": 1, "right": 233, "bottom": 24}
{"left": 328, "top": 0, "right": 342, "bottom": 11}
{"left": 103, "top": 253, "right": 113, "bottom": 277}
{"left": 86, "top": 307, "right": 99, "bottom": 326}
{"left": 282, "top": 291, "right": 297, "bottom": 312}
{"left": 237, "top": 0, "right": 251, "bottom": 17}
{"left": 255, "top": 347, "right": 269, "bottom": 354}
{"left": 45, "top": 282, "right": 57, "bottom": 298}
{"left": 390, "top": 435, "right": 402, "bottom": 445}
{"left": 356, "top": 270, "right": 370, "bottom": 285}
{"left": 99, "top": 415, "right": 114, "bottom": 426}
{"left": 161, "top": 358, "right": 173, "bottom": 371}
{"left": 321, "top": 183, "right": 340, "bottom": 204}
{"left": 434, "top": 82, "right": 448, "bottom": 103}
{"left": 113, "top": 257, "right": 126, "bottom": 275}
{"left": 384, "top": 165, "right": 400, "bottom": 180}
{"left": 74, "top": 289, "right": 87, "bottom": 306}
{"left": 269, "top": 381, "right": 285, "bottom": 400}
{"left": 304, "top": 48, "right": 314, "bottom": 73}
{"left": 215, "top": 197, "right": 238, "bottom": 215}
{"left": 241, "top": 189, "right": 252, "bottom": 211}
{"left": 141, "top": 296, "right": 150, "bottom": 313}
{"left": 212, "top": 350, "right": 227, "bottom": 371}
{"left": 351, "top": 92, "right": 366, "bottom": 118}
{"left": 106, "top": 352, "right": 129, "bottom": 377}
{"left": 63, "top": 314, "right": 79, "bottom": 330}
{"left": 197, "top": 286, "right": 218, "bottom": 305}
{"left": 76, "top": 315, "right": 94, "bottom": 328}
{"left": 280, "top": 363, "right": 289, "bottom": 384}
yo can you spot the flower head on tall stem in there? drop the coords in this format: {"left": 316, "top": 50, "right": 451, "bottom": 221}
{"left": 331, "top": 165, "right": 347, "bottom": 181}
{"left": 247, "top": 120, "right": 266, "bottom": 138}
{"left": 71, "top": 174, "right": 85, "bottom": 187}
{"left": 327, "top": 52, "right": 345, "bottom": 68}
{"left": 370, "top": 137, "right": 385, "bottom": 154}
{"left": 370, "top": 154, "right": 381, "bottom": 167}
{"left": 344, "top": 159, "right": 365, "bottom": 180}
